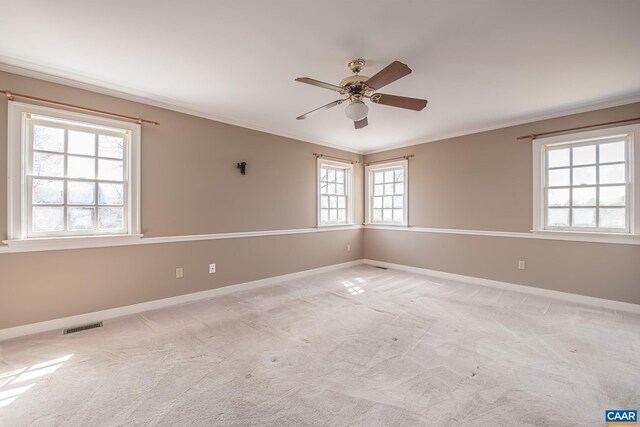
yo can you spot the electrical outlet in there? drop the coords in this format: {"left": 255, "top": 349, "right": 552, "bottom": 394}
{"left": 176, "top": 267, "right": 184, "bottom": 278}
{"left": 347, "top": 244, "right": 351, "bottom": 252}
{"left": 209, "top": 263, "right": 216, "bottom": 274}
{"left": 518, "top": 260, "right": 526, "bottom": 270}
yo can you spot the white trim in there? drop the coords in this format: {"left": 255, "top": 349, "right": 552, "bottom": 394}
{"left": 0, "top": 61, "right": 362, "bottom": 155}
{"left": 532, "top": 123, "right": 640, "bottom": 240}
{"left": 1, "top": 225, "right": 363, "bottom": 253}
{"left": 362, "top": 259, "right": 640, "bottom": 314}
{"left": 0, "top": 260, "right": 363, "bottom": 342}
{"left": 7, "top": 101, "right": 141, "bottom": 240}
{"left": 363, "top": 224, "right": 640, "bottom": 245}
{"left": 365, "top": 159, "right": 408, "bottom": 226}
{"left": 317, "top": 158, "right": 354, "bottom": 227}
{"left": 361, "top": 96, "right": 640, "bottom": 155}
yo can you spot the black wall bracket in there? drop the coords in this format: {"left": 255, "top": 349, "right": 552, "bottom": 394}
{"left": 237, "top": 161, "right": 247, "bottom": 175}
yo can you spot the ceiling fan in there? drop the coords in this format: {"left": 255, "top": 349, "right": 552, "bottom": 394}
{"left": 295, "top": 58, "right": 428, "bottom": 129}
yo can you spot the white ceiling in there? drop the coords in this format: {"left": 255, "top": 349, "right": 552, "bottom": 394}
{"left": 1, "top": 0, "right": 639, "bottom": 153}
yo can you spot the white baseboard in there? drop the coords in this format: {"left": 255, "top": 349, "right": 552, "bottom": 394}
{"left": 0, "top": 260, "right": 363, "bottom": 342}
{"left": 363, "top": 259, "right": 640, "bottom": 314}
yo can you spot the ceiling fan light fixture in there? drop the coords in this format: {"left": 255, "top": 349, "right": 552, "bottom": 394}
{"left": 345, "top": 100, "right": 368, "bottom": 121}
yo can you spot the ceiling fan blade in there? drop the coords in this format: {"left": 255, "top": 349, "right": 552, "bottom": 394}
{"left": 364, "top": 61, "right": 412, "bottom": 90}
{"left": 295, "top": 77, "right": 344, "bottom": 92}
{"left": 370, "top": 93, "right": 428, "bottom": 111}
{"left": 296, "top": 99, "right": 344, "bottom": 120}
{"left": 354, "top": 117, "right": 368, "bottom": 129}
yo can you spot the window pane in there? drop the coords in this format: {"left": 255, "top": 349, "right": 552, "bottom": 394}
{"left": 337, "top": 196, "right": 346, "bottom": 209}
{"left": 98, "top": 135, "right": 124, "bottom": 159}
{"left": 337, "top": 209, "right": 346, "bottom": 223}
{"left": 321, "top": 209, "right": 329, "bottom": 223}
{"left": 383, "top": 196, "right": 392, "bottom": 208}
{"left": 68, "top": 181, "right": 95, "bottom": 205}
{"left": 373, "top": 209, "right": 382, "bottom": 221}
{"left": 393, "top": 196, "right": 403, "bottom": 208}
{"left": 572, "top": 166, "right": 596, "bottom": 185}
{"left": 32, "top": 179, "right": 64, "bottom": 204}
{"left": 547, "top": 208, "right": 569, "bottom": 227}
{"left": 572, "top": 208, "right": 596, "bottom": 227}
{"left": 373, "top": 197, "right": 382, "bottom": 209}
{"left": 320, "top": 168, "right": 328, "bottom": 182}
{"left": 329, "top": 209, "right": 337, "bottom": 222}
{"left": 329, "top": 196, "right": 337, "bottom": 208}
{"left": 374, "top": 185, "right": 383, "bottom": 196}
{"left": 548, "top": 148, "right": 569, "bottom": 168}
{"left": 599, "top": 208, "right": 625, "bottom": 229}
{"left": 320, "top": 183, "right": 327, "bottom": 194}
{"left": 327, "top": 169, "right": 335, "bottom": 182}
{"left": 98, "top": 159, "right": 123, "bottom": 181}
{"left": 572, "top": 187, "right": 596, "bottom": 206}
{"left": 599, "top": 164, "right": 625, "bottom": 184}
{"left": 383, "top": 209, "right": 392, "bottom": 222}
{"left": 99, "top": 207, "right": 124, "bottom": 230}
{"left": 68, "top": 207, "right": 95, "bottom": 230}
{"left": 547, "top": 188, "right": 569, "bottom": 207}
{"left": 548, "top": 168, "right": 569, "bottom": 187}
{"left": 394, "top": 169, "right": 404, "bottom": 182}
{"left": 572, "top": 145, "right": 595, "bottom": 166}
{"left": 335, "top": 170, "right": 344, "bottom": 183}
{"left": 68, "top": 130, "right": 95, "bottom": 156}
{"left": 393, "top": 209, "right": 403, "bottom": 222}
{"left": 33, "top": 125, "right": 64, "bottom": 152}
{"left": 33, "top": 152, "right": 64, "bottom": 177}
{"left": 599, "top": 186, "right": 625, "bottom": 206}
{"left": 374, "top": 172, "right": 384, "bottom": 184}
{"left": 599, "top": 141, "right": 625, "bottom": 163}
{"left": 320, "top": 195, "right": 328, "bottom": 208}
{"left": 68, "top": 156, "right": 95, "bottom": 179}
{"left": 384, "top": 171, "right": 394, "bottom": 182}
{"left": 335, "top": 184, "right": 344, "bottom": 195}
{"left": 395, "top": 182, "right": 404, "bottom": 195}
{"left": 384, "top": 184, "right": 394, "bottom": 195}
{"left": 33, "top": 206, "right": 64, "bottom": 232}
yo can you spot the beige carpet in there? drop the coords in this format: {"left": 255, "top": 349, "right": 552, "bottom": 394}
{"left": 1, "top": 265, "right": 639, "bottom": 426}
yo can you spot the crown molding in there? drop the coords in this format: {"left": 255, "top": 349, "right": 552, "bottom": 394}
{"left": 363, "top": 94, "right": 640, "bottom": 155}
{"left": 0, "top": 59, "right": 364, "bottom": 155}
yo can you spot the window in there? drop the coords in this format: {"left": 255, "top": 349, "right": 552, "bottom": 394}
{"left": 8, "top": 102, "right": 141, "bottom": 241}
{"left": 533, "top": 124, "right": 639, "bottom": 237}
{"left": 366, "top": 160, "right": 408, "bottom": 225}
{"left": 318, "top": 159, "right": 353, "bottom": 226}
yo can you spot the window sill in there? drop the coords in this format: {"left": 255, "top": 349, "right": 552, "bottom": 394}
{"left": 2, "top": 234, "right": 144, "bottom": 253}
{"left": 317, "top": 223, "right": 358, "bottom": 228}
{"left": 530, "top": 229, "right": 640, "bottom": 245}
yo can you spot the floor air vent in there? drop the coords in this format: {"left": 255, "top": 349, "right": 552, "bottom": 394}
{"left": 64, "top": 322, "right": 103, "bottom": 335}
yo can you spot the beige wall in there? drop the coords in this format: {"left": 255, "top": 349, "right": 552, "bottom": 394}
{"left": 364, "top": 102, "right": 640, "bottom": 304}
{"left": 0, "top": 71, "right": 364, "bottom": 329}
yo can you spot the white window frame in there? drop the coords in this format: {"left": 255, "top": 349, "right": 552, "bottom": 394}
{"left": 532, "top": 124, "right": 640, "bottom": 241}
{"left": 6, "top": 102, "right": 141, "bottom": 248}
{"left": 365, "top": 159, "right": 408, "bottom": 226}
{"left": 317, "top": 158, "right": 354, "bottom": 226}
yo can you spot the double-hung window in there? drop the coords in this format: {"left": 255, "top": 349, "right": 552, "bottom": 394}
{"left": 366, "top": 160, "right": 408, "bottom": 225}
{"left": 317, "top": 159, "right": 353, "bottom": 226}
{"left": 533, "top": 124, "right": 639, "bottom": 238}
{"left": 7, "top": 102, "right": 141, "bottom": 244}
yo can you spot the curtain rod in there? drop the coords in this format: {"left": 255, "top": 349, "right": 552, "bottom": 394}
{"left": 313, "top": 153, "right": 360, "bottom": 164}
{"left": 364, "top": 154, "right": 414, "bottom": 166}
{"left": 1, "top": 90, "right": 160, "bottom": 126}
{"left": 517, "top": 117, "right": 640, "bottom": 141}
